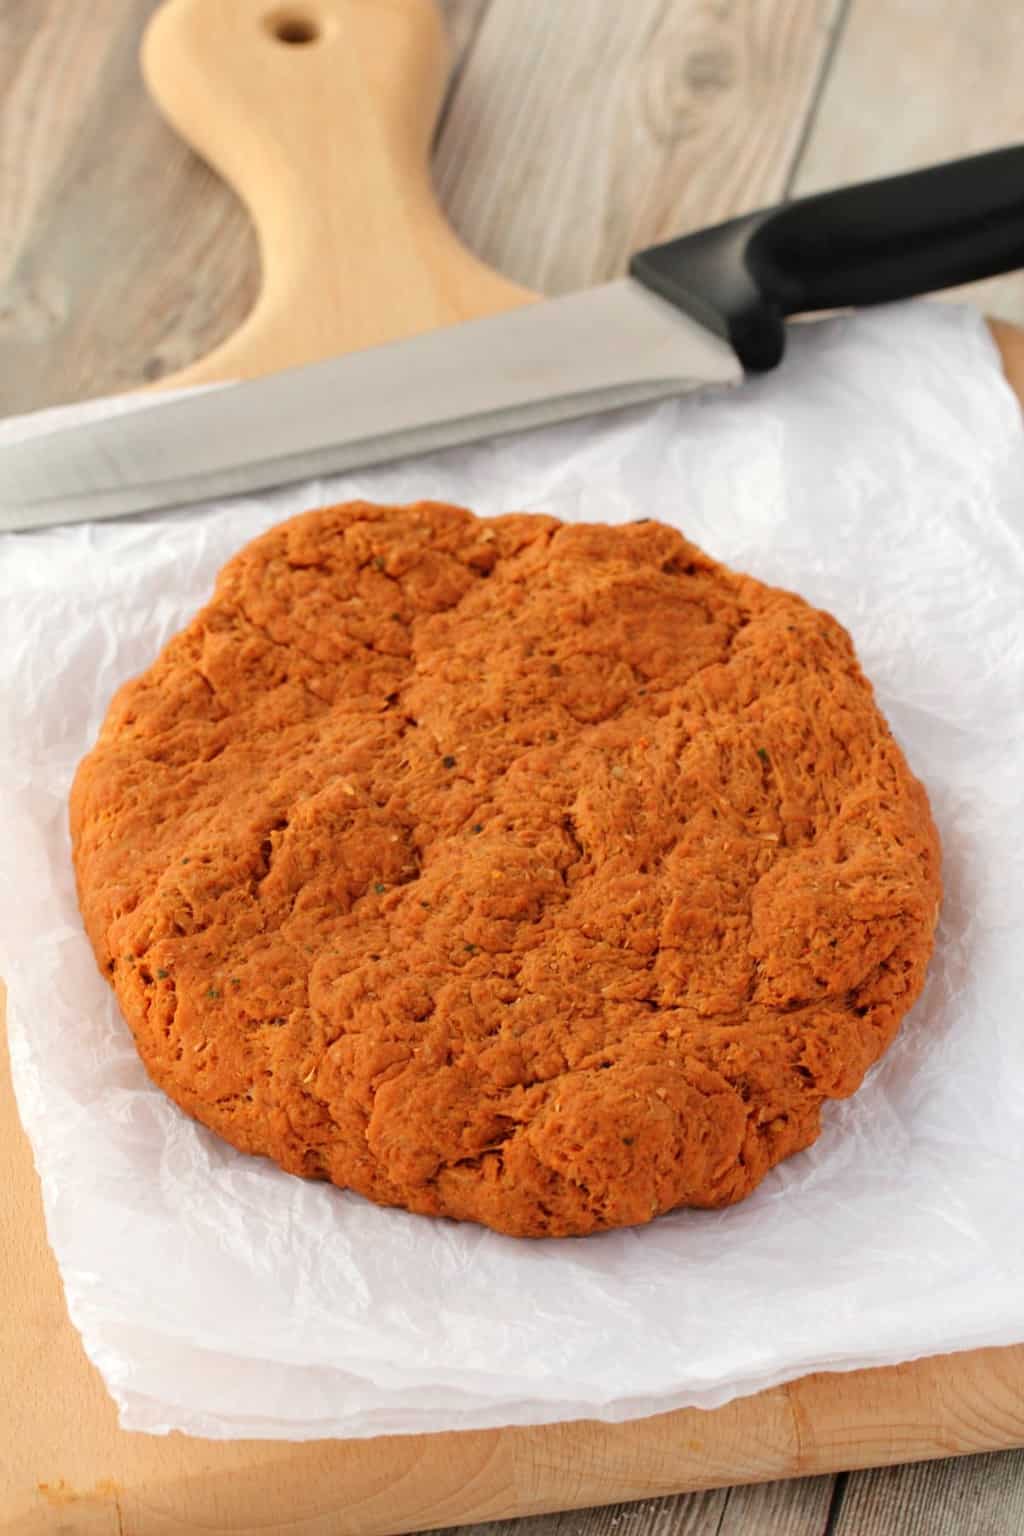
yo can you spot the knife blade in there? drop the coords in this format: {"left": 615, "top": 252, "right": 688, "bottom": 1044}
{"left": 3, "top": 146, "right": 1023, "bottom": 533}
{"left": 0, "top": 280, "right": 738, "bottom": 532}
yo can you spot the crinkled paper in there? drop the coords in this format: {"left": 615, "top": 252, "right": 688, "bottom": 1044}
{"left": 2, "top": 303, "right": 1023, "bottom": 1439}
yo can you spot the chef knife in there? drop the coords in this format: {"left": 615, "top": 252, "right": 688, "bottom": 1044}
{"left": 2, "top": 145, "right": 1023, "bottom": 532}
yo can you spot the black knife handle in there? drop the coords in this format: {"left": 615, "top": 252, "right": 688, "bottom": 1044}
{"left": 629, "top": 145, "right": 1024, "bottom": 372}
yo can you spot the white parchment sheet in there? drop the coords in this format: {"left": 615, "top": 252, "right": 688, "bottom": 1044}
{"left": 2, "top": 303, "right": 1023, "bottom": 1439}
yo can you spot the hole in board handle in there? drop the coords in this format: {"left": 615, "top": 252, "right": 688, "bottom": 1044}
{"left": 265, "top": 9, "right": 321, "bottom": 44}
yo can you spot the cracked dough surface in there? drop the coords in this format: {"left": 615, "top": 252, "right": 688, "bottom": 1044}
{"left": 71, "top": 501, "right": 941, "bottom": 1237}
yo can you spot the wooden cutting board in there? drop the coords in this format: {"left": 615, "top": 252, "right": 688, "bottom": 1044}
{"left": 4, "top": 2, "right": 1024, "bottom": 1531}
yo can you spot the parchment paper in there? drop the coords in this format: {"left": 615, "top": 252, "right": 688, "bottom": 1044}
{"left": 3, "top": 302, "right": 1024, "bottom": 1440}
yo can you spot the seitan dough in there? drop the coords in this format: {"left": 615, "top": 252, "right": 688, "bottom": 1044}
{"left": 71, "top": 502, "right": 941, "bottom": 1237}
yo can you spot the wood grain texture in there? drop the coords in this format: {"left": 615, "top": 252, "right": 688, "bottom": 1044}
{"left": 0, "top": 0, "right": 125, "bottom": 286}
{"left": 422, "top": 1473, "right": 835, "bottom": 1536}
{"left": 0, "top": 0, "right": 487, "bottom": 412}
{"left": 4, "top": 4, "right": 1024, "bottom": 1535}
{"left": 991, "top": 319, "right": 1024, "bottom": 410}
{"left": 8, "top": 957, "right": 1024, "bottom": 1529}
{"left": 435, "top": 0, "right": 490, "bottom": 76}
{"left": 832, "top": 1448, "right": 1024, "bottom": 1536}
{"left": 141, "top": 0, "right": 531, "bottom": 388}
{"left": 790, "top": 0, "right": 1024, "bottom": 323}
{"left": 0, "top": 0, "right": 258, "bottom": 412}
{"left": 433, "top": 0, "right": 843, "bottom": 294}
{"left": 423, "top": 1492, "right": 730, "bottom": 1536}
{"left": 716, "top": 1474, "right": 834, "bottom": 1533}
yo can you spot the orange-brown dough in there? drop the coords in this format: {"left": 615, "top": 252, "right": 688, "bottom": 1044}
{"left": 71, "top": 502, "right": 941, "bottom": 1237}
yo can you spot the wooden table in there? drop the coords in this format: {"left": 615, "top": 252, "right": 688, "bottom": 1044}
{"left": 3, "top": 4, "right": 1024, "bottom": 1533}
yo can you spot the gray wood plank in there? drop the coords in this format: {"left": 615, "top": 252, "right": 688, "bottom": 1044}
{"left": 433, "top": 0, "right": 843, "bottom": 296}
{"left": 422, "top": 1472, "right": 834, "bottom": 1536}
{"left": 789, "top": 0, "right": 1024, "bottom": 323}
{"left": 421, "top": 1490, "right": 727, "bottom": 1536}
{"left": 833, "top": 1449, "right": 1024, "bottom": 1536}
{"left": 438, "top": 0, "right": 491, "bottom": 71}
{"left": 0, "top": 0, "right": 256, "bottom": 412}
{"left": 0, "top": 0, "right": 490, "bottom": 415}
{"left": 718, "top": 1473, "right": 834, "bottom": 1533}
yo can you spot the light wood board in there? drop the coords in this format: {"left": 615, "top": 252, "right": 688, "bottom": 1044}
{"left": 6, "top": 980, "right": 1024, "bottom": 1532}
{"left": 4, "top": 2, "right": 1024, "bottom": 1534}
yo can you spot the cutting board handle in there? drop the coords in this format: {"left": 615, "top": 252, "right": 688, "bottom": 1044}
{"left": 141, "top": 0, "right": 535, "bottom": 388}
